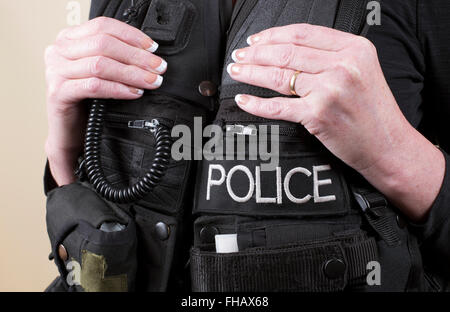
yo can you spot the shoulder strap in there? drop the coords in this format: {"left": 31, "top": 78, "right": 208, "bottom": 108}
{"left": 225, "top": 0, "right": 259, "bottom": 57}
{"left": 334, "top": 0, "right": 371, "bottom": 35}
{"left": 226, "top": 0, "right": 370, "bottom": 58}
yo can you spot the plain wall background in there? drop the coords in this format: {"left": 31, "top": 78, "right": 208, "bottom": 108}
{"left": 0, "top": 0, "right": 91, "bottom": 292}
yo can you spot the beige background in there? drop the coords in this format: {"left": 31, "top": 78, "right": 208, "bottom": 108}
{"left": 0, "top": 0, "right": 91, "bottom": 292}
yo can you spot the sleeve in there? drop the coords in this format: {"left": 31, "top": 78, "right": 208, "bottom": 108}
{"left": 410, "top": 150, "right": 450, "bottom": 277}
{"left": 410, "top": 0, "right": 450, "bottom": 277}
{"left": 367, "top": 0, "right": 450, "bottom": 276}
{"left": 43, "top": 160, "right": 59, "bottom": 196}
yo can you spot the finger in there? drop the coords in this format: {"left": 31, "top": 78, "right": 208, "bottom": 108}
{"left": 59, "top": 78, "right": 145, "bottom": 103}
{"left": 232, "top": 44, "right": 334, "bottom": 73}
{"left": 247, "top": 23, "right": 355, "bottom": 51}
{"left": 227, "top": 63, "right": 315, "bottom": 97}
{"left": 234, "top": 94, "right": 307, "bottom": 124}
{"left": 55, "top": 34, "right": 167, "bottom": 73}
{"left": 58, "top": 16, "right": 159, "bottom": 52}
{"left": 55, "top": 56, "right": 163, "bottom": 90}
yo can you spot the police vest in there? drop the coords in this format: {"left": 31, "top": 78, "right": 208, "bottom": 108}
{"left": 45, "top": 0, "right": 227, "bottom": 292}
{"left": 191, "top": 0, "right": 427, "bottom": 292}
{"left": 45, "top": 0, "right": 428, "bottom": 292}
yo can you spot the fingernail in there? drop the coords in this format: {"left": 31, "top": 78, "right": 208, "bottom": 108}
{"left": 152, "top": 75, "right": 163, "bottom": 87}
{"left": 247, "top": 35, "right": 260, "bottom": 45}
{"left": 232, "top": 49, "right": 246, "bottom": 62}
{"left": 155, "top": 59, "right": 167, "bottom": 73}
{"left": 145, "top": 74, "right": 163, "bottom": 87}
{"left": 227, "top": 63, "right": 240, "bottom": 76}
{"left": 146, "top": 40, "right": 159, "bottom": 53}
{"left": 130, "top": 87, "right": 144, "bottom": 95}
{"left": 235, "top": 94, "right": 248, "bottom": 106}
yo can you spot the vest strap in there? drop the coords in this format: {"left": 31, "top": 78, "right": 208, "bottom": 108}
{"left": 219, "top": 0, "right": 372, "bottom": 100}
{"left": 334, "top": 0, "right": 371, "bottom": 34}
{"left": 351, "top": 186, "right": 402, "bottom": 246}
{"left": 225, "top": 0, "right": 259, "bottom": 57}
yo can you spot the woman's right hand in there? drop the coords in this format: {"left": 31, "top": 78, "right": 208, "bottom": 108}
{"left": 44, "top": 17, "right": 167, "bottom": 186}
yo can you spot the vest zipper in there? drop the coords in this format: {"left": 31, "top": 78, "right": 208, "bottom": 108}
{"left": 226, "top": 125, "right": 257, "bottom": 136}
{"left": 103, "top": 113, "right": 174, "bottom": 132}
{"left": 221, "top": 120, "right": 307, "bottom": 138}
{"left": 128, "top": 119, "right": 160, "bottom": 133}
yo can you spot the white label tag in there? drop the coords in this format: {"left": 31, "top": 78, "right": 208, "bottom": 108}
{"left": 215, "top": 234, "right": 239, "bottom": 253}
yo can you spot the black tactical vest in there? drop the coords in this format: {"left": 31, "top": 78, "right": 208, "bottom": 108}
{"left": 46, "top": 0, "right": 227, "bottom": 292}
{"left": 190, "top": 0, "right": 427, "bottom": 292}
{"left": 45, "top": 0, "right": 428, "bottom": 292}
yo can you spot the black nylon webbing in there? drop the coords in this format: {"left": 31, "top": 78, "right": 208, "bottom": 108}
{"left": 191, "top": 236, "right": 378, "bottom": 292}
{"left": 225, "top": 0, "right": 259, "bottom": 57}
{"left": 220, "top": 0, "right": 371, "bottom": 100}
{"left": 334, "top": 0, "right": 370, "bottom": 34}
{"left": 220, "top": 84, "right": 285, "bottom": 100}
{"left": 351, "top": 186, "right": 401, "bottom": 246}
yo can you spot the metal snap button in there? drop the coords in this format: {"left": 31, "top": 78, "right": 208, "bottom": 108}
{"left": 155, "top": 222, "right": 170, "bottom": 241}
{"left": 323, "top": 258, "right": 346, "bottom": 279}
{"left": 58, "top": 244, "right": 68, "bottom": 262}
{"left": 198, "top": 81, "right": 218, "bottom": 97}
{"left": 199, "top": 226, "right": 219, "bottom": 243}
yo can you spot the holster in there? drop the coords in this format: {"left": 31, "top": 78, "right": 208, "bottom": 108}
{"left": 46, "top": 182, "right": 137, "bottom": 292}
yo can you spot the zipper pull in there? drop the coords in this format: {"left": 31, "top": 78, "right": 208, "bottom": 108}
{"left": 128, "top": 119, "right": 160, "bottom": 133}
{"left": 226, "top": 125, "right": 257, "bottom": 136}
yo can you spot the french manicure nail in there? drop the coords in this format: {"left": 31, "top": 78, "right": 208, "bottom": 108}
{"left": 152, "top": 75, "right": 163, "bottom": 87}
{"left": 227, "top": 63, "right": 233, "bottom": 75}
{"left": 232, "top": 50, "right": 238, "bottom": 62}
{"left": 147, "top": 41, "right": 159, "bottom": 53}
{"left": 227, "top": 63, "right": 240, "bottom": 76}
{"left": 235, "top": 94, "right": 248, "bottom": 106}
{"left": 155, "top": 59, "right": 167, "bottom": 73}
{"left": 145, "top": 74, "right": 163, "bottom": 87}
{"left": 247, "top": 35, "right": 260, "bottom": 45}
{"left": 130, "top": 87, "right": 144, "bottom": 95}
{"left": 232, "top": 49, "right": 246, "bottom": 62}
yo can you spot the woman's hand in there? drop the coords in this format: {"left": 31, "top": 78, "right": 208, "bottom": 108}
{"left": 227, "top": 24, "right": 445, "bottom": 221}
{"left": 45, "top": 17, "right": 167, "bottom": 186}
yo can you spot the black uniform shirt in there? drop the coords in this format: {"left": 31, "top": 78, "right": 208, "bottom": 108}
{"left": 366, "top": 0, "right": 450, "bottom": 276}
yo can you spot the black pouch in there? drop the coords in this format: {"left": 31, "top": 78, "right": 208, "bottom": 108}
{"left": 190, "top": 215, "right": 378, "bottom": 292}
{"left": 95, "top": 97, "right": 205, "bottom": 291}
{"left": 46, "top": 182, "right": 137, "bottom": 292}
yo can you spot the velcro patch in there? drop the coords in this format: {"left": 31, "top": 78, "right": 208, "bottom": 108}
{"left": 194, "top": 154, "right": 350, "bottom": 217}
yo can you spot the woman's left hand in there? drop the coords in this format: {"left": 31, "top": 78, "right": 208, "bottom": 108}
{"left": 227, "top": 23, "right": 445, "bottom": 220}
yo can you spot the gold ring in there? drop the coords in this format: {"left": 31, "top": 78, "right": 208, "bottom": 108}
{"left": 289, "top": 70, "right": 301, "bottom": 96}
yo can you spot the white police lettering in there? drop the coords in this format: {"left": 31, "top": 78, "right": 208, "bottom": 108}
{"left": 255, "top": 166, "right": 280, "bottom": 204}
{"left": 313, "top": 165, "right": 337, "bottom": 203}
{"left": 207, "top": 164, "right": 226, "bottom": 200}
{"left": 206, "top": 164, "right": 337, "bottom": 204}
{"left": 226, "top": 165, "right": 255, "bottom": 203}
{"left": 284, "top": 167, "right": 313, "bottom": 204}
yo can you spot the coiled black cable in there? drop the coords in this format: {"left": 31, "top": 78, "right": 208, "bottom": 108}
{"left": 84, "top": 100, "right": 172, "bottom": 203}
{"left": 82, "top": 0, "right": 171, "bottom": 204}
